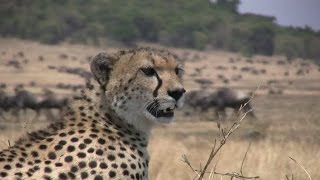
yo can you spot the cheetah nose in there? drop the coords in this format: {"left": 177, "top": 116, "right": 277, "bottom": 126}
{"left": 167, "top": 88, "right": 186, "bottom": 101}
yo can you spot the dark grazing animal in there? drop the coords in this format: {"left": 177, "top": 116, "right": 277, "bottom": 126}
{"left": 38, "top": 97, "right": 68, "bottom": 110}
{"left": 14, "top": 88, "right": 39, "bottom": 111}
{"left": 212, "top": 88, "right": 256, "bottom": 119}
{"left": 37, "top": 89, "right": 69, "bottom": 121}
{"left": 12, "top": 87, "right": 40, "bottom": 121}
{"left": 0, "top": 89, "right": 16, "bottom": 120}
{"left": 1, "top": 86, "right": 40, "bottom": 120}
{"left": 185, "top": 88, "right": 256, "bottom": 120}
{"left": 184, "top": 90, "right": 213, "bottom": 111}
{"left": 0, "top": 87, "right": 69, "bottom": 122}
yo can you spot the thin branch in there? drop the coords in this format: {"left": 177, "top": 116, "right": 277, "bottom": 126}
{"left": 208, "top": 168, "right": 214, "bottom": 179}
{"left": 197, "top": 109, "right": 253, "bottom": 180}
{"left": 240, "top": 141, "right": 252, "bottom": 175}
{"left": 182, "top": 87, "right": 260, "bottom": 180}
{"left": 285, "top": 175, "right": 290, "bottom": 180}
{"left": 213, "top": 171, "right": 259, "bottom": 180}
{"left": 198, "top": 140, "right": 217, "bottom": 179}
{"left": 285, "top": 174, "right": 294, "bottom": 180}
{"left": 213, "top": 150, "right": 221, "bottom": 173}
{"left": 0, "top": 113, "right": 8, "bottom": 121}
{"left": 195, "top": 149, "right": 259, "bottom": 180}
{"left": 192, "top": 168, "right": 259, "bottom": 180}
{"left": 0, "top": 140, "right": 10, "bottom": 148}
{"left": 288, "top": 156, "right": 312, "bottom": 180}
{"left": 181, "top": 154, "right": 201, "bottom": 179}
{"left": 182, "top": 86, "right": 260, "bottom": 180}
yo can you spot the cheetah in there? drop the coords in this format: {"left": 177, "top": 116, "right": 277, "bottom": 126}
{"left": 0, "top": 48, "right": 186, "bottom": 179}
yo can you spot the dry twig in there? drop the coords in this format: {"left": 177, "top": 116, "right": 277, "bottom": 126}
{"left": 285, "top": 174, "right": 294, "bottom": 180}
{"left": 0, "top": 139, "right": 11, "bottom": 148}
{"left": 240, "top": 142, "right": 252, "bottom": 175}
{"left": 212, "top": 171, "right": 259, "bottom": 180}
{"left": 201, "top": 109, "right": 251, "bottom": 179}
{"left": 182, "top": 87, "right": 260, "bottom": 180}
{"left": 288, "top": 156, "right": 312, "bottom": 180}
{"left": 181, "top": 109, "right": 259, "bottom": 180}
{"left": 181, "top": 154, "right": 201, "bottom": 179}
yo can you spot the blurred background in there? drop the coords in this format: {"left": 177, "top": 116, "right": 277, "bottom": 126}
{"left": 0, "top": 0, "right": 319, "bottom": 179}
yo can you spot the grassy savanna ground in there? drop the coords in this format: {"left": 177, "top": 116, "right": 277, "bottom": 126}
{"left": 0, "top": 38, "right": 320, "bottom": 179}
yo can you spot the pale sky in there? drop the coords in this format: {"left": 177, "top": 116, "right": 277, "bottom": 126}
{"left": 239, "top": 0, "right": 320, "bottom": 31}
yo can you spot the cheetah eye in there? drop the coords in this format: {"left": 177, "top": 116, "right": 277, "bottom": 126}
{"left": 175, "top": 67, "right": 183, "bottom": 76}
{"left": 141, "top": 67, "right": 156, "bottom": 77}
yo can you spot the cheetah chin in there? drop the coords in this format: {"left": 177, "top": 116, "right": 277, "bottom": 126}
{"left": 144, "top": 97, "right": 184, "bottom": 123}
{"left": 144, "top": 107, "right": 175, "bottom": 123}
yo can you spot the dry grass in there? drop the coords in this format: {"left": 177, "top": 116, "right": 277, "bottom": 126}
{"left": 149, "top": 128, "right": 320, "bottom": 179}
{"left": 148, "top": 94, "right": 320, "bottom": 180}
{"left": 0, "top": 38, "right": 320, "bottom": 179}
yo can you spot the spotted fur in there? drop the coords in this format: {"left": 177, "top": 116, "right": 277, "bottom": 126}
{"left": 0, "top": 48, "right": 185, "bottom": 179}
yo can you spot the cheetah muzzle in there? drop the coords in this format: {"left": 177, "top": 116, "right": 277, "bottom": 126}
{"left": 144, "top": 94, "right": 184, "bottom": 123}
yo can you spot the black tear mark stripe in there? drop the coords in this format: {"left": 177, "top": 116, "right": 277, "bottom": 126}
{"left": 149, "top": 54, "right": 163, "bottom": 97}
{"left": 153, "top": 71, "right": 162, "bottom": 97}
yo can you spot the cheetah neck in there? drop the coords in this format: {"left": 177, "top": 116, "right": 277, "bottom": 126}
{"left": 70, "top": 79, "right": 151, "bottom": 139}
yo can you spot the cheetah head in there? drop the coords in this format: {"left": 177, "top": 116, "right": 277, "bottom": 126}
{"left": 90, "top": 48, "right": 185, "bottom": 132}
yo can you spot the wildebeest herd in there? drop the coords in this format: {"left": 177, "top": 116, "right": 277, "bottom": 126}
{"left": 0, "top": 82, "right": 256, "bottom": 123}
{"left": 185, "top": 87, "right": 256, "bottom": 120}
{"left": 0, "top": 84, "right": 68, "bottom": 122}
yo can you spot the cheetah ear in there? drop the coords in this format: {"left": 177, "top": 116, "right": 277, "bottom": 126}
{"left": 90, "top": 52, "right": 118, "bottom": 87}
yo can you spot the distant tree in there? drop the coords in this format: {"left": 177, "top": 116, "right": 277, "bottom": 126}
{"left": 247, "top": 27, "right": 275, "bottom": 56}
{"left": 0, "top": 0, "right": 319, "bottom": 61}
{"left": 216, "top": 0, "right": 240, "bottom": 12}
{"left": 134, "top": 16, "right": 159, "bottom": 41}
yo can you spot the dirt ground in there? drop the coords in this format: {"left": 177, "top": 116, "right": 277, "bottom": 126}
{"left": 0, "top": 38, "right": 320, "bottom": 179}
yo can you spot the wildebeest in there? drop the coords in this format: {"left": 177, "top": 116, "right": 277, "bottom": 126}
{"left": 0, "top": 87, "right": 69, "bottom": 122}
{"left": 0, "top": 88, "right": 17, "bottom": 120}
{"left": 12, "top": 86, "right": 40, "bottom": 121}
{"left": 185, "top": 88, "right": 256, "bottom": 120}
{"left": 14, "top": 87, "right": 39, "bottom": 110}
{"left": 184, "top": 90, "right": 212, "bottom": 111}
{"left": 37, "top": 89, "right": 69, "bottom": 121}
